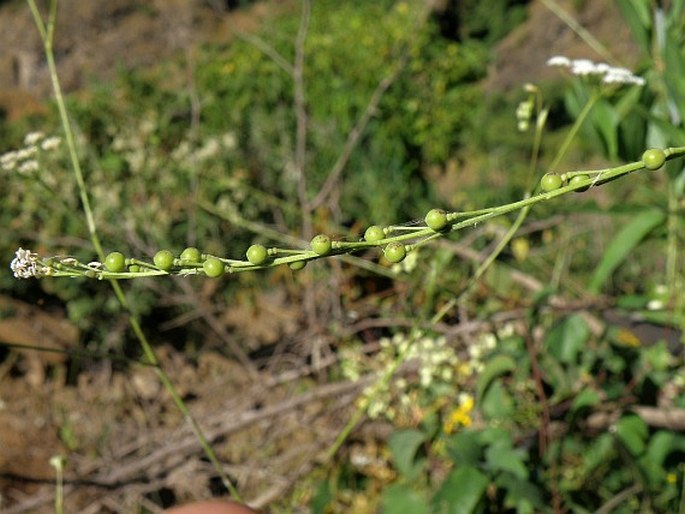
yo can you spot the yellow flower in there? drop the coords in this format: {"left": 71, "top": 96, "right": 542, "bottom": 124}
{"left": 443, "top": 395, "right": 475, "bottom": 434}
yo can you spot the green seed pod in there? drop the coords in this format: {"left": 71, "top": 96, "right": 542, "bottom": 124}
{"left": 425, "top": 209, "right": 448, "bottom": 231}
{"left": 128, "top": 265, "right": 141, "bottom": 273}
{"left": 568, "top": 174, "right": 590, "bottom": 192}
{"left": 104, "top": 251, "right": 126, "bottom": 272}
{"left": 642, "top": 148, "right": 666, "bottom": 170}
{"left": 153, "top": 250, "right": 175, "bottom": 271}
{"left": 311, "top": 234, "right": 332, "bottom": 255}
{"left": 289, "top": 260, "right": 306, "bottom": 271}
{"left": 246, "top": 244, "right": 268, "bottom": 265}
{"left": 384, "top": 242, "right": 407, "bottom": 263}
{"left": 540, "top": 173, "right": 563, "bottom": 192}
{"left": 203, "top": 257, "right": 225, "bottom": 278}
{"left": 364, "top": 225, "right": 385, "bottom": 243}
{"left": 180, "top": 247, "right": 202, "bottom": 264}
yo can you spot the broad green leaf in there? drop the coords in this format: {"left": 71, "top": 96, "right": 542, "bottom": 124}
{"left": 588, "top": 209, "right": 666, "bottom": 294}
{"left": 476, "top": 354, "right": 516, "bottom": 401}
{"left": 614, "top": 414, "right": 649, "bottom": 456}
{"left": 477, "top": 426, "right": 512, "bottom": 447}
{"left": 480, "top": 380, "right": 514, "bottom": 420}
{"left": 310, "top": 481, "right": 333, "bottom": 514}
{"left": 485, "top": 442, "right": 528, "bottom": 480}
{"left": 570, "top": 388, "right": 600, "bottom": 413}
{"left": 388, "top": 429, "right": 426, "bottom": 479}
{"left": 432, "top": 465, "right": 489, "bottom": 514}
{"left": 546, "top": 314, "right": 590, "bottom": 364}
{"left": 581, "top": 433, "right": 614, "bottom": 475}
{"left": 496, "top": 473, "right": 544, "bottom": 513}
{"left": 382, "top": 483, "right": 430, "bottom": 514}
{"left": 540, "top": 353, "right": 572, "bottom": 399}
{"left": 388, "top": 429, "right": 426, "bottom": 478}
{"left": 447, "top": 430, "right": 482, "bottom": 467}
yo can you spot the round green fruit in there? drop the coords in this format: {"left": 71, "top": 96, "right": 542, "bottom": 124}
{"left": 104, "top": 251, "right": 126, "bottom": 272}
{"left": 364, "top": 225, "right": 385, "bottom": 243}
{"left": 540, "top": 173, "right": 563, "bottom": 192}
{"left": 311, "top": 234, "right": 332, "bottom": 256}
{"left": 642, "top": 148, "right": 666, "bottom": 170}
{"left": 203, "top": 257, "right": 225, "bottom": 278}
{"left": 289, "top": 260, "right": 306, "bottom": 271}
{"left": 384, "top": 243, "right": 407, "bottom": 263}
{"left": 425, "top": 208, "right": 448, "bottom": 231}
{"left": 180, "top": 247, "right": 202, "bottom": 264}
{"left": 153, "top": 249, "right": 175, "bottom": 271}
{"left": 246, "top": 244, "right": 268, "bottom": 265}
{"left": 568, "top": 174, "right": 590, "bottom": 192}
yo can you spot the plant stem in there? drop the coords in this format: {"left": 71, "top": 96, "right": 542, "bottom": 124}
{"left": 27, "top": 0, "right": 241, "bottom": 501}
{"left": 548, "top": 92, "right": 600, "bottom": 172}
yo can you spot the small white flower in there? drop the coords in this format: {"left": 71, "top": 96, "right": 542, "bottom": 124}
{"left": 603, "top": 69, "right": 645, "bottom": 86}
{"left": 647, "top": 299, "right": 664, "bottom": 311}
{"left": 24, "top": 131, "right": 45, "bottom": 146}
{"left": 1, "top": 151, "right": 19, "bottom": 171}
{"left": 571, "top": 59, "right": 599, "bottom": 75}
{"left": 549, "top": 55, "right": 645, "bottom": 87}
{"left": 10, "top": 248, "right": 42, "bottom": 279}
{"left": 547, "top": 56, "right": 571, "bottom": 67}
{"left": 41, "top": 136, "right": 62, "bottom": 151}
{"left": 221, "top": 132, "right": 237, "bottom": 150}
{"left": 15, "top": 146, "right": 38, "bottom": 160}
{"left": 18, "top": 160, "right": 39, "bottom": 174}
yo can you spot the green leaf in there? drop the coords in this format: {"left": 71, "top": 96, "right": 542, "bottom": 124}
{"left": 546, "top": 314, "right": 590, "bottom": 364}
{"left": 476, "top": 354, "right": 516, "bottom": 401}
{"left": 588, "top": 209, "right": 666, "bottom": 294}
{"left": 480, "top": 380, "right": 514, "bottom": 420}
{"left": 310, "top": 481, "right": 333, "bottom": 514}
{"left": 382, "top": 483, "right": 430, "bottom": 514}
{"left": 388, "top": 429, "right": 426, "bottom": 479}
{"left": 614, "top": 414, "right": 649, "bottom": 456}
{"left": 615, "top": 0, "right": 652, "bottom": 55}
{"left": 590, "top": 100, "right": 620, "bottom": 160}
{"left": 432, "top": 465, "right": 489, "bottom": 514}
{"left": 571, "top": 388, "right": 600, "bottom": 413}
{"left": 485, "top": 442, "right": 528, "bottom": 480}
{"left": 581, "top": 433, "right": 614, "bottom": 475}
{"left": 496, "top": 473, "right": 544, "bottom": 513}
{"left": 447, "top": 430, "right": 483, "bottom": 467}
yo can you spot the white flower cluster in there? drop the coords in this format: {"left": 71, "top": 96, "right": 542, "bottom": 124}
{"left": 381, "top": 333, "right": 458, "bottom": 388}
{"left": 10, "top": 247, "right": 46, "bottom": 279}
{"left": 0, "top": 131, "right": 62, "bottom": 174}
{"left": 467, "top": 332, "right": 497, "bottom": 373}
{"left": 547, "top": 56, "right": 645, "bottom": 86}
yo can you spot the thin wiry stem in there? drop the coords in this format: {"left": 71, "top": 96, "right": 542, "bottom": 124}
{"left": 26, "top": 0, "right": 242, "bottom": 501}
{"left": 294, "top": 0, "right": 312, "bottom": 239}
{"left": 540, "top": 0, "right": 619, "bottom": 66}
{"left": 309, "top": 5, "right": 431, "bottom": 211}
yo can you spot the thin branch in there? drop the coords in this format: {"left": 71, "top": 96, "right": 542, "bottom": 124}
{"left": 294, "top": 0, "right": 312, "bottom": 238}
{"left": 309, "top": 55, "right": 408, "bottom": 211}
{"left": 235, "top": 31, "right": 294, "bottom": 76}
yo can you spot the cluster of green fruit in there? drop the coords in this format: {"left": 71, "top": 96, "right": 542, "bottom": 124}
{"left": 62, "top": 148, "right": 675, "bottom": 280}
{"left": 539, "top": 148, "right": 666, "bottom": 193}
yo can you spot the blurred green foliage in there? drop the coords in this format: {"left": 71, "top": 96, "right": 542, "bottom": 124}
{"left": 2, "top": 0, "right": 488, "bottom": 339}
{"left": 3, "top": 0, "right": 685, "bottom": 512}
